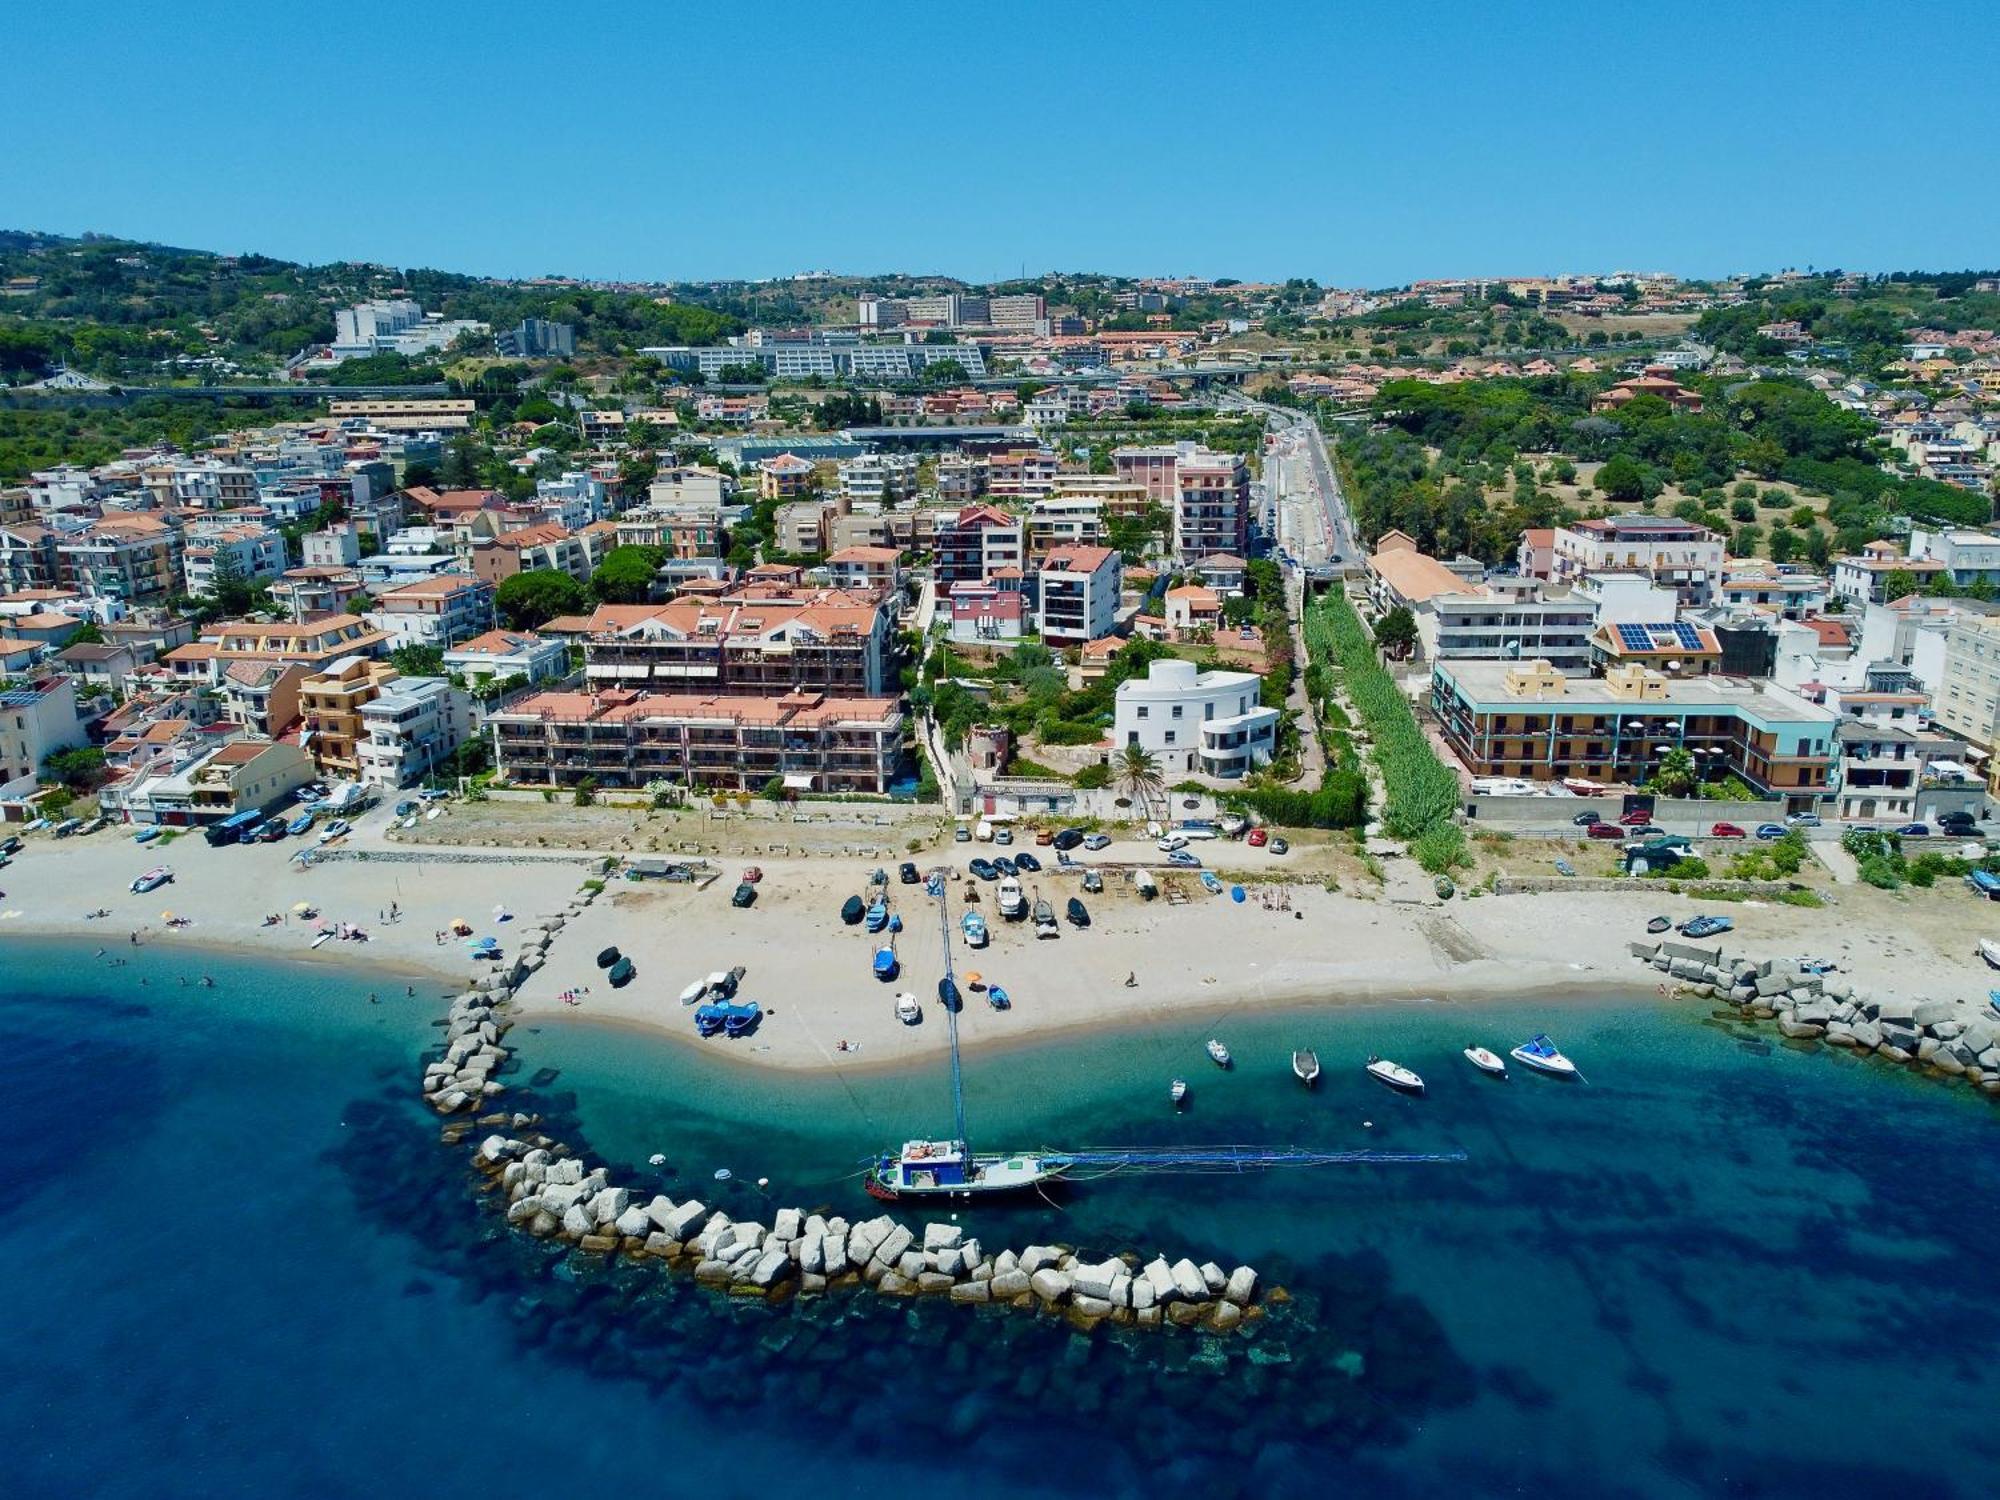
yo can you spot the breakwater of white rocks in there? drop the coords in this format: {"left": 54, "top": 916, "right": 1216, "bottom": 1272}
{"left": 1634, "top": 937, "right": 2000, "bottom": 1095}
{"left": 419, "top": 885, "right": 1266, "bottom": 1335}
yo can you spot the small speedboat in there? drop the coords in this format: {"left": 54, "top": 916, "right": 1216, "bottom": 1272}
{"left": 679, "top": 977, "right": 709, "bottom": 1006}
{"left": 1206, "top": 1038, "right": 1232, "bottom": 1068}
{"left": 1980, "top": 938, "right": 2000, "bottom": 970}
{"left": 1292, "top": 1049, "right": 1321, "bottom": 1087}
{"left": 961, "top": 910, "right": 989, "bottom": 948}
{"left": 986, "top": 984, "right": 1011, "bottom": 1010}
{"left": 865, "top": 901, "right": 889, "bottom": 933}
{"left": 1365, "top": 1056, "right": 1425, "bottom": 1094}
{"left": 1171, "top": 1078, "right": 1188, "bottom": 1110}
{"left": 1511, "top": 1034, "right": 1579, "bottom": 1078}
{"left": 895, "top": 992, "right": 921, "bottom": 1025}
{"left": 873, "top": 944, "right": 899, "bottom": 981}
{"left": 132, "top": 825, "right": 162, "bottom": 844}
{"left": 1199, "top": 871, "right": 1224, "bottom": 895}
{"left": 1464, "top": 1046, "right": 1507, "bottom": 1078}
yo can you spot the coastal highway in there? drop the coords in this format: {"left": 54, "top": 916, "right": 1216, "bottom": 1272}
{"left": 1233, "top": 397, "right": 1360, "bottom": 570}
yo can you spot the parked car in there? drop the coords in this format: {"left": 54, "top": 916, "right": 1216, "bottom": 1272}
{"left": 1938, "top": 812, "right": 1978, "bottom": 835}
{"left": 994, "top": 827, "right": 1014, "bottom": 845}
{"left": 1895, "top": 822, "right": 1931, "bottom": 838}
{"left": 1165, "top": 850, "right": 1202, "bottom": 869}
{"left": 1081, "top": 868, "right": 1103, "bottom": 893}
{"left": 731, "top": 882, "right": 757, "bottom": 908}
{"left": 954, "top": 826, "right": 972, "bottom": 843}
{"left": 1708, "top": 822, "right": 1747, "bottom": 839}
{"left": 1680, "top": 914, "right": 1735, "bottom": 939}
{"left": 1572, "top": 811, "right": 1601, "bottom": 827}
{"left": 1035, "top": 827, "right": 1054, "bottom": 846}
{"left": 1052, "top": 829, "right": 1084, "bottom": 851}
{"left": 1785, "top": 812, "right": 1822, "bottom": 828}
{"left": 1587, "top": 822, "right": 1627, "bottom": 840}
{"left": 1247, "top": 827, "right": 1269, "bottom": 847}
{"left": 898, "top": 861, "right": 920, "bottom": 884}
{"left": 1157, "top": 834, "right": 1188, "bottom": 852}
{"left": 968, "top": 858, "right": 998, "bottom": 881}
{"left": 1013, "top": 852, "right": 1042, "bottom": 873}
{"left": 993, "top": 856, "right": 1018, "bottom": 877}
{"left": 1082, "top": 833, "right": 1112, "bottom": 851}
{"left": 1624, "top": 824, "right": 1667, "bottom": 839}
{"left": 1754, "top": 823, "right": 1788, "bottom": 840}
{"left": 1269, "top": 836, "right": 1289, "bottom": 855}
{"left": 1618, "top": 809, "right": 1655, "bottom": 826}
{"left": 740, "top": 866, "right": 763, "bottom": 883}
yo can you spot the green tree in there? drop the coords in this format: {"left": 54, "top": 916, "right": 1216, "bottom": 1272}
{"left": 1596, "top": 453, "right": 1647, "bottom": 502}
{"left": 589, "top": 545, "right": 664, "bottom": 603}
{"left": 496, "top": 568, "right": 588, "bottom": 629}
{"left": 205, "top": 547, "right": 258, "bottom": 617}
{"left": 1374, "top": 605, "right": 1419, "bottom": 660}
{"left": 1650, "top": 746, "right": 1698, "bottom": 797}
{"left": 388, "top": 643, "right": 445, "bottom": 677}
{"left": 1768, "top": 525, "right": 1799, "bottom": 565}
{"left": 42, "top": 746, "right": 108, "bottom": 790}
{"left": 1876, "top": 571, "right": 1918, "bottom": 605}
{"left": 1115, "top": 743, "right": 1165, "bottom": 820}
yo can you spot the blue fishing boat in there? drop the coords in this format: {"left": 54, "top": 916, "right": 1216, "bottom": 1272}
{"left": 695, "top": 1000, "right": 762, "bottom": 1037}
{"left": 987, "top": 984, "right": 1011, "bottom": 1010}
{"left": 132, "top": 825, "right": 162, "bottom": 844}
{"left": 865, "top": 901, "right": 889, "bottom": 933}
{"left": 938, "top": 975, "right": 961, "bottom": 1013}
{"left": 1989, "top": 990, "right": 2000, "bottom": 1019}
{"left": 286, "top": 812, "right": 315, "bottom": 837}
{"left": 1199, "top": 871, "right": 1224, "bottom": 895}
{"left": 874, "top": 944, "right": 899, "bottom": 981}
{"left": 1967, "top": 868, "right": 2000, "bottom": 899}
{"left": 960, "top": 910, "right": 988, "bottom": 948}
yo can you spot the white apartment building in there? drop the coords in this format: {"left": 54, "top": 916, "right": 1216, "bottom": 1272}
{"left": 1112, "top": 658, "right": 1279, "bottom": 779}
{"left": 1933, "top": 610, "right": 2000, "bottom": 748}
{"left": 364, "top": 573, "right": 496, "bottom": 649}
{"left": 837, "top": 453, "right": 919, "bottom": 506}
{"left": 1035, "top": 544, "right": 1121, "bottom": 647}
{"left": 1026, "top": 496, "right": 1106, "bottom": 558}
{"left": 0, "top": 677, "right": 90, "bottom": 796}
{"left": 1426, "top": 591, "right": 1599, "bottom": 672}
{"left": 1551, "top": 516, "right": 1725, "bottom": 606}
{"left": 182, "top": 523, "right": 287, "bottom": 597}
{"left": 1908, "top": 527, "right": 2000, "bottom": 590}
{"left": 357, "top": 675, "right": 471, "bottom": 787}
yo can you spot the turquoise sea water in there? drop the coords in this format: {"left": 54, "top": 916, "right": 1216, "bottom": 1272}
{"left": 2, "top": 937, "right": 1997, "bottom": 1498}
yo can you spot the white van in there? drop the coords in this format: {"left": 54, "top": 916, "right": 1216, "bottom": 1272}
{"left": 974, "top": 819, "right": 995, "bottom": 842}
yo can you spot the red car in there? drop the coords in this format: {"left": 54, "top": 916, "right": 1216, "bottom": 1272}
{"left": 1587, "top": 822, "right": 1627, "bottom": 840}
{"left": 740, "top": 866, "right": 763, "bottom": 883}
{"left": 1708, "top": 822, "right": 1746, "bottom": 839}
{"left": 1247, "top": 828, "right": 1269, "bottom": 847}
{"left": 1618, "top": 809, "right": 1655, "bottom": 826}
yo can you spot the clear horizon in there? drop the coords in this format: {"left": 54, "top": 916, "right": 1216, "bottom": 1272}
{"left": 5, "top": 0, "right": 1998, "bottom": 288}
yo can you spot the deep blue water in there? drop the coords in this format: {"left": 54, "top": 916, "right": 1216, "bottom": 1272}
{"left": 2, "top": 938, "right": 1997, "bottom": 1498}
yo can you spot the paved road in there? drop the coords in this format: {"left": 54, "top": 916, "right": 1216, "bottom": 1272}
{"left": 1229, "top": 396, "right": 1360, "bottom": 568}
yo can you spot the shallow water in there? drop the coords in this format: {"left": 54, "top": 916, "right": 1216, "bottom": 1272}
{"left": 3, "top": 938, "right": 1996, "bottom": 1498}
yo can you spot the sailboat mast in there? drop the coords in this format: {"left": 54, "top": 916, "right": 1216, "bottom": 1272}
{"left": 932, "top": 874, "right": 969, "bottom": 1148}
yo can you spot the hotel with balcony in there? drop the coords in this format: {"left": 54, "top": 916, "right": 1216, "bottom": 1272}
{"left": 1431, "top": 658, "right": 1837, "bottom": 810}
{"left": 488, "top": 687, "right": 903, "bottom": 795}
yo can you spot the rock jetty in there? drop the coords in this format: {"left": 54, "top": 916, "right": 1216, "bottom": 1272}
{"left": 1632, "top": 937, "right": 2000, "bottom": 1095}
{"left": 421, "top": 881, "right": 1265, "bottom": 1334}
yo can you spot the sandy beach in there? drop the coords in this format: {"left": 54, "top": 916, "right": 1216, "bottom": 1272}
{"left": 8, "top": 801, "right": 1992, "bottom": 1074}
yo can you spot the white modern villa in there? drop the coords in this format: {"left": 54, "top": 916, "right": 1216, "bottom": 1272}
{"left": 1111, "top": 658, "right": 1279, "bottom": 777}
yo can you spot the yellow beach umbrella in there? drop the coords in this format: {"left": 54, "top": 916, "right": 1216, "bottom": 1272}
{"left": 292, "top": 901, "right": 312, "bottom": 914}
{"left": 964, "top": 970, "right": 984, "bottom": 989}
{"left": 160, "top": 911, "right": 175, "bottom": 921}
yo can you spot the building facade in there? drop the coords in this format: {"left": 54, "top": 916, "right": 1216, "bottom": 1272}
{"left": 1111, "top": 658, "right": 1279, "bottom": 779}
{"left": 1551, "top": 517, "right": 1725, "bottom": 606}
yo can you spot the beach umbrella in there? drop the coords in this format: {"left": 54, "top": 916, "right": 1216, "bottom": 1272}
{"left": 291, "top": 901, "right": 311, "bottom": 914}
{"left": 161, "top": 911, "right": 174, "bottom": 920}
{"left": 964, "top": 970, "right": 984, "bottom": 989}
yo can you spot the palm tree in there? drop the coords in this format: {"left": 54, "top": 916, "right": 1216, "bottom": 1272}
{"left": 1116, "top": 743, "right": 1165, "bottom": 821}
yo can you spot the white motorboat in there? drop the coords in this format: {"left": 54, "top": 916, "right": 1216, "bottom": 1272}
{"left": 1292, "top": 1049, "right": 1321, "bottom": 1087}
{"left": 1464, "top": 1046, "right": 1508, "bottom": 1078}
{"left": 895, "top": 992, "right": 922, "bottom": 1025}
{"left": 1365, "top": 1056, "right": 1425, "bottom": 1094}
{"left": 1205, "top": 1038, "right": 1232, "bottom": 1068}
{"left": 1511, "top": 1034, "right": 1579, "bottom": 1078}
{"left": 1979, "top": 938, "right": 2000, "bottom": 970}
{"left": 996, "top": 877, "right": 1026, "bottom": 919}
{"left": 1170, "top": 1078, "right": 1188, "bottom": 1109}
{"left": 679, "top": 977, "right": 709, "bottom": 1006}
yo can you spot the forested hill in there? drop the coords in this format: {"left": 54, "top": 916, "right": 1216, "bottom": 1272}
{"left": 1337, "top": 373, "right": 1990, "bottom": 568}
{"left": 0, "top": 230, "right": 745, "bottom": 382}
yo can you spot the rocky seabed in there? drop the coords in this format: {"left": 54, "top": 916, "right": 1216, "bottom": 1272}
{"left": 420, "top": 885, "right": 1267, "bottom": 1337}
{"left": 1634, "top": 937, "right": 2000, "bottom": 1095}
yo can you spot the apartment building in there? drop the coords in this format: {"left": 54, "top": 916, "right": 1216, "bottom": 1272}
{"left": 1830, "top": 540, "right": 1948, "bottom": 605}
{"left": 1934, "top": 610, "right": 2000, "bottom": 748}
{"left": 0, "top": 677, "right": 89, "bottom": 794}
{"left": 117, "top": 738, "right": 316, "bottom": 827}
{"left": 365, "top": 573, "right": 496, "bottom": 649}
{"left": 934, "top": 505, "right": 1026, "bottom": 588}
{"left": 443, "top": 629, "right": 571, "bottom": 692}
{"left": 302, "top": 522, "right": 364, "bottom": 569}
{"left": 837, "top": 453, "right": 919, "bottom": 506}
{"left": 489, "top": 687, "right": 904, "bottom": 795}
{"left": 0, "top": 524, "right": 60, "bottom": 594}
{"left": 577, "top": 592, "right": 893, "bottom": 698}
{"left": 299, "top": 656, "right": 404, "bottom": 780}
{"left": 358, "top": 674, "right": 470, "bottom": 787}
{"left": 468, "top": 523, "right": 606, "bottom": 587}
{"left": 1716, "top": 566, "right": 1829, "bottom": 620}
{"left": 1035, "top": 544, "right": 1122, "bottom": 646}
{"left": 1111, "top": 659, "right": 1279, "bottom": 779}
{"left": 1550, "top": 516, "right": 1725, "bottom": 606}
{"left": 758, "top": 453, "right": 817, "bottom": 500}
{"left": 269, "top": 567, "right": 365, "bottom": 621}
{"left": 1425, "top": 592, "right": 1599, "bottom": 672}
{"left": 56, "top": 514, "right": 183, "bottom": 603}
{"left": 824, "top": 545, "right": 903, "bottom": 599}
{"left": 1171, "top": 448, "right": 1250, "bottom": 564}
{"left": 947, "top": 577, "right": 1027, "bottom": 644}
{"left": 1431, "top": 659, "right": 1836, "bottom": 808}
{"left": 327, "top": 398, "right": 477, "bottom": 432}
{"left": 986, "top": 450, "right": 1061, "bottom": 499}
{"left": 1025, "top": 496, "right": 1106, "bottom": 559}
{"left": 182, "top": 523, "right": 286, "bottom": 597}
{"left": 165, "top": 615, "right": 393, "bottom": 693}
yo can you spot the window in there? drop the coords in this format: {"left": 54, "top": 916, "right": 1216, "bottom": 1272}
{"left": 1136, "top": 705, "right": 1148, "bottom": 719}
{"left": 1164, "top": 731, "right": 1176, "bottom": 745}
{"left": 1171, "top": 705, "right": 1183, "bottom": 719}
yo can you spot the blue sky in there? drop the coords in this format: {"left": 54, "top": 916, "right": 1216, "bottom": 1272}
{"left": 7, "top": 1, "right": 1998, "bottom": 287}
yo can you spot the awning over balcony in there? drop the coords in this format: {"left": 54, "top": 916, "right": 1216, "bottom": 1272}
{"left": 782, "top": 772, "right": 815, "bottom": 790}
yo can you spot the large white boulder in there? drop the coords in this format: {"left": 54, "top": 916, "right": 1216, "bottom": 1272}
{"left": 1030, "top": 1268, "right": 1071, "bottom": 1302}
{"left": 1143, "top": 1257, "right": 1178, "bottom": 1300}
{"left": 1170, "top": 1258, "right": 1208, "bottom": 1300}
{"left": 1225, "top": 1265, "right": 1258, "bottom": 1304}
{"left": 614, "top": 1206, "right": 652, "bottom": 1238}
{"left": 923, "top": 1222, "right": 963, "bottom": 1252}
{"left": 661, "top": 1199, "right": 707, "bottom": 1239}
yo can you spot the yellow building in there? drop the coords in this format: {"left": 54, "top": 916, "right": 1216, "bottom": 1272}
{"left": 299, "top": 655, "right": 401, "bottom": 779}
